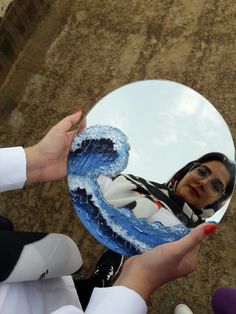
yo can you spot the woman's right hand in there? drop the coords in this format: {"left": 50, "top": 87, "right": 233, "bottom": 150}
{"left": 114, "top": 223, "right": 217, "bottom": 302}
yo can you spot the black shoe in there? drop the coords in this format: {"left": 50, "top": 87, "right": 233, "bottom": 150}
{"left": 91, "top": 249, "right": 124, "bottom": 287}
{"left": 0, "top": 214, "right": 14, "bottom": 231}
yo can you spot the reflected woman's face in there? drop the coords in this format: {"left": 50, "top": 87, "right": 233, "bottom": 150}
{"left": 175, "top": 161, "right": 230, "bottom": 208}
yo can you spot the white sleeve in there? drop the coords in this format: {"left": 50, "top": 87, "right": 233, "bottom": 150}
{"left": 86, "top": 287, "right": 147, "bottom": 314}
{"left": 0, "top": 147, "right": 27, "bottom": 192}
{"left": 50, "top": 305, "right": 84, "bottom": 314}
{"left": 50, "top": 286, "right": 147, "bottom": 314}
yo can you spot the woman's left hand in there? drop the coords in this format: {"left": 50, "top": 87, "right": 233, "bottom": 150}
{"left": 25, "top": 111, "right": 83, "bottom": 184}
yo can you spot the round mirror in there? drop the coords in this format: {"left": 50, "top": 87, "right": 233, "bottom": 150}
{"left": 68, "top": 80, "right": 235, "bottom": 255}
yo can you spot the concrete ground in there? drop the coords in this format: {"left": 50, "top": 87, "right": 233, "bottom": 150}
{"left": 0, "top": 1, "right": 235, "bottom": 313}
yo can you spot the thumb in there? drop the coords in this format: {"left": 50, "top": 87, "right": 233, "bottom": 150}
{"left": 175, "top": 223, "right": 217, "bottom": 257}
{"left": 53, "top": 111, "right": 83, "bottom": 133}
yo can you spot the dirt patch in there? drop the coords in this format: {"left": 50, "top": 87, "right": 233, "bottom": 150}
{"left": 0, "top": 1, "right": 235, "bottom": 313}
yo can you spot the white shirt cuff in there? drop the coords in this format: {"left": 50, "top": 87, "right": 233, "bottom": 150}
{"left": 0, "top": 147, "right": 26, "bottom": 192}
{"left": 51, "top": 305, "right": 84, "bottom": 314}
{"left": 85, "top": 286, "right": 147, "bottom": 314}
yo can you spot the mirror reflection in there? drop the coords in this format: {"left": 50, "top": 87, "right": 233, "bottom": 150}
{"left": 69, "top": 80, "right": 235, "bottom": 255}
{"left": 86, "top": 80, "right": 235, "bottom": 223}
{"left": 99, "top": 152, "right": 235, "bottom": 229}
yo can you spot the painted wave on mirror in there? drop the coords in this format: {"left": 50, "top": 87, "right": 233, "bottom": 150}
{"left": 68, "top": 125, "right": 189, "bottom": 256}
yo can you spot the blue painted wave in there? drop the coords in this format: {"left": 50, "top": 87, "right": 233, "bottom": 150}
{"left": 68, "top": 125, "right": 190, "bottom": 256}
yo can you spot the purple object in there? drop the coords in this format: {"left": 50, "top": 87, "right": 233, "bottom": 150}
{"left": 211, "top": 288, "right": 236, "bottom": 314}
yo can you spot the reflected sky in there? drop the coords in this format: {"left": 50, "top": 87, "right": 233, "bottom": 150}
{"left": 86, "top": 80, "right": 235, "bottom": 222}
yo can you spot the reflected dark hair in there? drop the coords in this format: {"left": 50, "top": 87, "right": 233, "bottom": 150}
{"left": 170, "top": 152, "right": 236, "bottom": 210}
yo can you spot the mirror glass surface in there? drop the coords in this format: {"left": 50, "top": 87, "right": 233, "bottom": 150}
{"left": 86, "top": 80, "right": 235, "bottom": 223}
